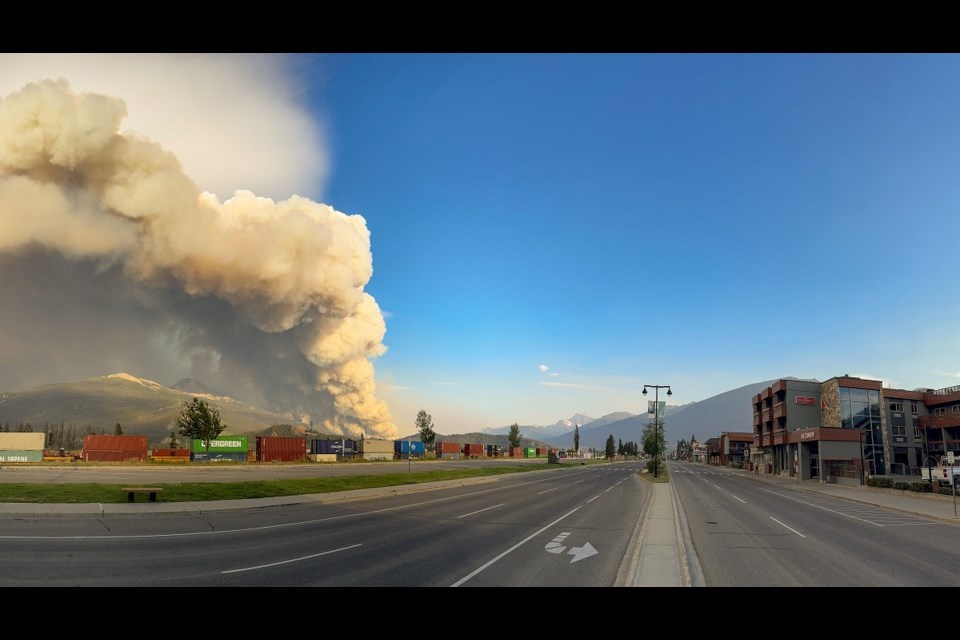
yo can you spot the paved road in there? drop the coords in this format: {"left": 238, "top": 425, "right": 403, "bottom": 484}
{"left": 5, "top": 459, "right": 957, "bottom": 586}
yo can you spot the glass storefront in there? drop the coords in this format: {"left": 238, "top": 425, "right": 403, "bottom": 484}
{"left": 840, "top": 386, "right": 885, "bottom": 475}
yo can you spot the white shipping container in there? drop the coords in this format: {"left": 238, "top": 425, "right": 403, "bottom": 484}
{"left": 0, "top": 432, "right": 46, "bottom": 451}
{"left": 361, "top": 438, "right": 395, "bottom": 454}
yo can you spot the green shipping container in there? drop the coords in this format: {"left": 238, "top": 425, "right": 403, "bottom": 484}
{"left": 190, "top": 435, "right": 248, "bottom": 453}
{"left": 524, "top": 447, "right": 537, "bottom": 458}
{"left": 0, "top": 449, "right": 44, "bottom": 462}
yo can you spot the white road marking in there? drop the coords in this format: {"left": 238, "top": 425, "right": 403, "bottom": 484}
{"left": 537, "top": 487, "right": 558, "bottom": 495}
{"left": 458, "top": 503, "right": 505, "bottom": 518}
{"left": 222, "top": 543, "right": 362, "bottom": 573}
{"left": 769, "top": 517, "right": 806, "bottom": 538}
{"left": 731, "top": 494, "right": 746, "bottom": 503}
{"left": 451, "top": 507, "right": 581, "bottom": 587}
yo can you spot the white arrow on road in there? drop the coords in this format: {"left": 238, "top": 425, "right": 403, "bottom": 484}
{"left": 544, "top": 532, "right": 598, "bottom": 563}
{"left": 567, "top": 542, "right": 598, "bottom": 563}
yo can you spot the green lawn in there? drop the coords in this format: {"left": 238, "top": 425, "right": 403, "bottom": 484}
{"left": 0, "top": 460, "right": 621, "bottom": 503}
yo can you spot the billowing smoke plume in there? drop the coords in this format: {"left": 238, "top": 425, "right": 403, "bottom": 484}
{"left": 0, "top": 78, "right": 397, "bottom": 438}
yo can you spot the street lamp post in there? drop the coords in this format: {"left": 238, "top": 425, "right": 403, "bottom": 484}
{"left": 642, "top": 384, "right": 672, "bottom": 478}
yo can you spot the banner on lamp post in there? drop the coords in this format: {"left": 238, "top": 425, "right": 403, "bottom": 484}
{"left": 647, "top": 400, "right": 666, "bottom": 419}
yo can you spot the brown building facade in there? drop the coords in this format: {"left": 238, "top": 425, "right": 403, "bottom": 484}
{"left": 751, "top": 375, "right": 960, "bottom": 483}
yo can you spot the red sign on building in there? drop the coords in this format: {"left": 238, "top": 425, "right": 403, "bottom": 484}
{"left": 795, "top": 396, "right": 815, "bottom": 405}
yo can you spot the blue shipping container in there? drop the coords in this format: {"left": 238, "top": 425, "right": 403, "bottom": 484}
{"left": 394, "top": 440, "right": 426, "bottom": 455}
{"left": 310, "top": 438, "right": 357, "bottom": 455}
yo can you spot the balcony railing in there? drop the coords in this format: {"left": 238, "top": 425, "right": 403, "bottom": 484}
{"left": 931, "top": 384, "right": 960, "bottom": 396}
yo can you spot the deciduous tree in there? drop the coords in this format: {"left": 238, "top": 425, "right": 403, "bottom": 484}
{"left": 176, "top": 397, "right": 226, "bottom": 461}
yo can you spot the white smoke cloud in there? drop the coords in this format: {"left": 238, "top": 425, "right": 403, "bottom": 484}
{"left": 0, "top": 53, "right": 326, "bottom": 202}
{"left": 0, "top": 78, "right": 396, "bottom": 439}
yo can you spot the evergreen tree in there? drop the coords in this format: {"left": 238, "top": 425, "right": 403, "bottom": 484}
{"left": 574, "top": 424, "right": 580, "bottom": 453}
{"left": 605, "top": 434, "right": 616, "bottom": 459}
{"left": 415, "top": 410, "right": 437, "bottom": 450}
{"left": 508, "top": 423, "right": 522, "bottom": 448}
{"left": 114, "top": 422, "right": 123, "bottom": 435}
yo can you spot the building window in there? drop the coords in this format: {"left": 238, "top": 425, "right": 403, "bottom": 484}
{"left": 935, "top": 407, "right": 947, "bottom": 417}
{"left": 953, "top": 406, "right": 960, "bottom": 416}
{"left": 914, "top": 425, "right": 922, "bottom": 439}
{"left": 893, "top": 425, "right": 906, "bottom": 436}
{"left": 911, "top": 403, "right": 919, "bottom": 415}
{"left": 891, "top": 402, "right": 904, "bottom": 412}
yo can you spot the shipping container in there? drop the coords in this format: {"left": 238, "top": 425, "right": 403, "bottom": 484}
{"left": 509, "top": 446, "right": 524, "bottom": 457}
{"left": 0, "top": 433, "right": 46, "bottom": 451}
{"left": 0, "top": 450, "right": 44, "bottom": 463}
{"left": 361, "top": 438, "right": 394, "bottom": 461}
{"left": 486, "top": 444, "right": 501, "bottom": 457}
{"left": 84, "top": 449, "right": 148, "bottom": 462}
{"left": 191, "top": 451, "right": 247, "bottom": 463}
{"left": 436, "top": 441, "right": 460, "bottom": 454}
{"left": 309, "top": 453, "right": 338, "bottom": 463}
{"left": 256, "top": 436, "right": 307, "bottom": 462}
{"left": 536, "top": 447, "right": 547, "bottom": 456}
{"left": 310, "top": 438, "right": 357, "bottom": 455}
{"left": 83, "top": 434, "right": 149, "bottom": 462}
{"left": 83, "top": 434, "right": 149, "bottom": 451}
{"left": 437, "top": 451, "right": 461, "bottom": 459}
{"left": 462, "top": 443, "right": 484, "bottom": 458}
{"left": 393, "top": 440, "right": 426, "bottom": 460}
{"left": 524, "top": 447, "right": 537, "bottom": 458}
{"left": 190, "top": 435, "right": 248, "bottom": 453}
{"left": 151, "top": 448, "right": 191, "bottom": 457}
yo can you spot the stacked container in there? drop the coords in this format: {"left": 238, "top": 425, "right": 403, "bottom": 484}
{"left": 0, "top": 432, "right": 45, "bottom": 463}
{"left": 83, "top": 434, "right": 149, "bottom": 462}
{"left": 309, "top": 438, "right": 357, "bottom": 462}
{"left": 256, "top": 436, "right": 307, "bottom": 462}
{"left": 191, "top": 435, "right": 249, "bottom": 462}
{"left": 150, "top": 448, "right": 191, "bottom": 463}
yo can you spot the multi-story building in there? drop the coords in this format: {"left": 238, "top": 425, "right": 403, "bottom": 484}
{"left": 718, "top": 432, "right": 752, "bottom": 468}
{"left": 752, "top": 375, "right": 960, "bottom": 484}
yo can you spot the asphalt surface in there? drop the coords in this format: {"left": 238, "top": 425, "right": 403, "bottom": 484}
{"left": 4, "top": 461, "right": 960, "bottom": 587}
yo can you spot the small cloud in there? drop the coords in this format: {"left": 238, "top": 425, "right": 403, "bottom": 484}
{"left": 936, "top": 370, "right": 960, "bottom": 378}
{"left": 386, "top": 385, "right": 411, "bottom": 392}
{"left": 548, "top": 372, "right": 559, "bottom": 377}
{"left": 381, "top": 310, "right": 393, "bottom": 320}
{"left": 538, "top": 364, "right": 550, "bottom": 373}
{"left": 541, "top": 381, "right": 607, "bottom": 391}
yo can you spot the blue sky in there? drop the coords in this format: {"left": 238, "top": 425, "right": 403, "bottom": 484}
{"left": 2, "top": 53, "right": 959, "bottom": 436}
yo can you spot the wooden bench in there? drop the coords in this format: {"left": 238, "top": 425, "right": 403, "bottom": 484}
{"left": 121, "top": 487, "right": 163, "bottom": 502}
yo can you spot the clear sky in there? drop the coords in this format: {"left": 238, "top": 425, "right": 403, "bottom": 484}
{"left": 1, "top": 53, "right": 959, "bottom": 437}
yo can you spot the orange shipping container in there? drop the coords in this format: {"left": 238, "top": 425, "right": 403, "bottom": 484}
{"left": 436, "top": 442, "right": 460, "bottom": 454}
{"left": 256, "top": 436, "right": 307, "bottom": 462}
{"left": 83, "top": 434, "right": 149, "bottom": 451}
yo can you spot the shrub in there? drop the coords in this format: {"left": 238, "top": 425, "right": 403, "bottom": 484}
{"left": 893, "top": 481, "right": 911, "bottom": 491}
{"left": 867, "top": 476, "right": 894, "bottom": 488}
{"left": 910, "top": 481, "right": 932, "bottom": 493}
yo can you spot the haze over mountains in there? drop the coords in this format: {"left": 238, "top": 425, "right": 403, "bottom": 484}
{"left": 0, "top": 373, "right": 814, "bottom": 453}
{"left": 0, "top": 373, "right": 307, "bottom": 446}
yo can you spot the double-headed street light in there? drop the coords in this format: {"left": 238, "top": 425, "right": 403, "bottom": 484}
{"left": 642, "top": 384, "right": 672, "bottom": 478}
